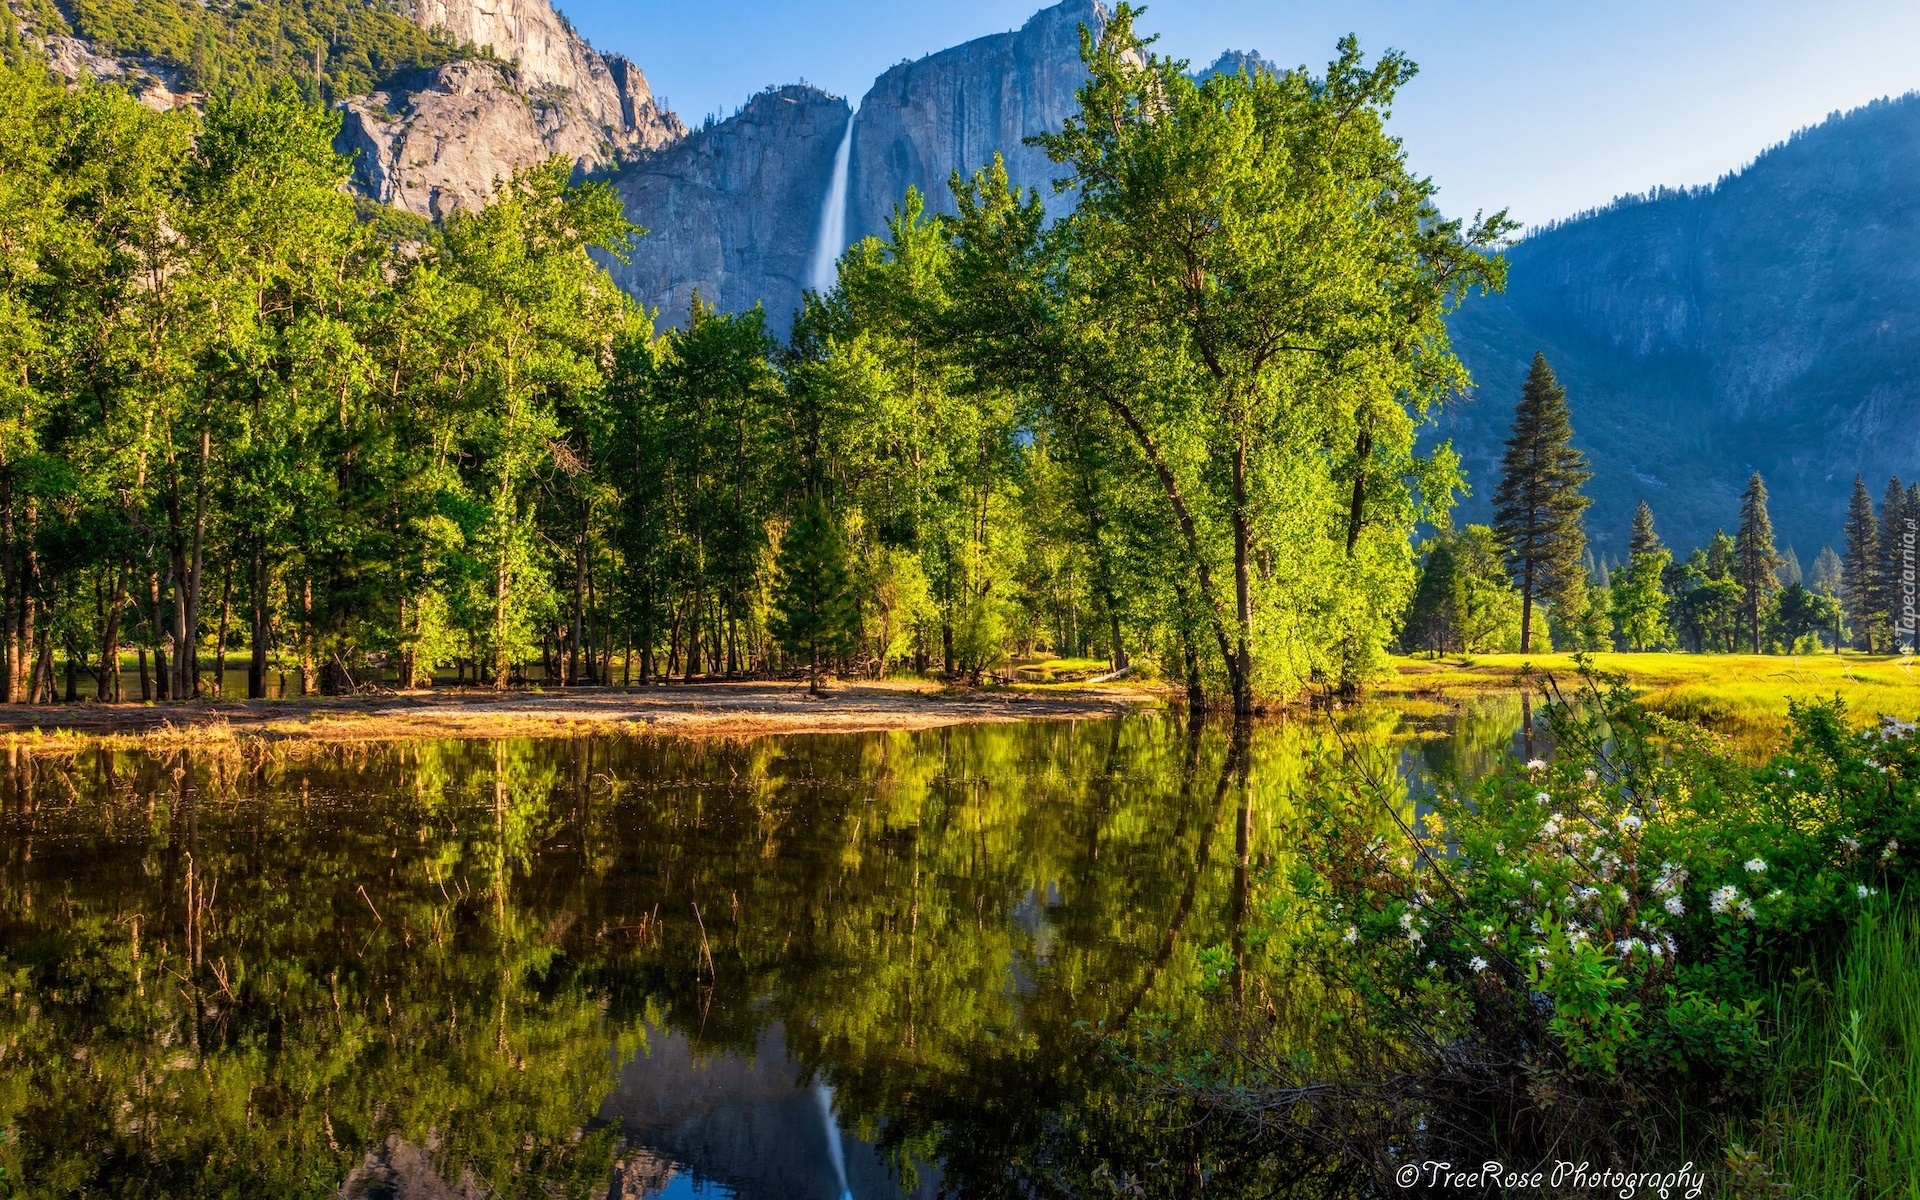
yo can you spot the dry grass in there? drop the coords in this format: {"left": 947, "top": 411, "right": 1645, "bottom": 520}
{"left": 0, "top": 680, "right": 1161, "bottom": 751}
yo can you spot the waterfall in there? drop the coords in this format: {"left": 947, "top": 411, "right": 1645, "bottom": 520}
{"left": 814, "top": 1082, "right": 854, "bottom": 1200}
{"left": 808, "top": 111, "right": 854, "bottom": 295}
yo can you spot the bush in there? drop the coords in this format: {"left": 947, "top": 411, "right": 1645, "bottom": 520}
{"left": 1305, "top": 659, "right": 1919, "bottom": 1115}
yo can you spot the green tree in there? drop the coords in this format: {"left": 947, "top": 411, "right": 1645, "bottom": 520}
{"left": 1735, "top": 472, "right": 1781, "bottom": 652}
{"left": 1842, "top": 475, "right": 1880, "bottom": 650}
{"left": 770, "top": 497, "right": 856, "bottom": 693}
{"left": 1402, "top": 540, "right": 1458, "bottom": 655}
{"left": 954, "top": 10, "right": 1505, "bottom": 711}
{"left": 1491, "top": 353, "right": 1591, "bottom": 652}
{"left": 1611, "top": 504, "right": 1673, "bottom": 653}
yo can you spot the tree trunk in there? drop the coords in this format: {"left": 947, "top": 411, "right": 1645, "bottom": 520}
{"left": 1229, "top": 431, "right": 1253, "bottom": 716}
{"left": 138, "top": 645, "right": 150, "bottom": 702}
{"left": 63, "top": 635, "right": 78, "bottom": 703}
{"left": 149, "top": 569, "right": 170, "bottom": 701}
{"left": 247, "top": 550, "right": 269, "bottom": 700}
{"left": 212, "top": 568, "right": 232, "bottom": 698}
{"left": 102, "top": 569, "right": 125, "bottom": 701}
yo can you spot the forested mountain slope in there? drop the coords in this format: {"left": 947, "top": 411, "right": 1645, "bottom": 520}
{"left": 8, "top": 0, "right": 683, "bottom": 218}
{"left": 1443, "top": 94, "right": 1920, "bottom": 558}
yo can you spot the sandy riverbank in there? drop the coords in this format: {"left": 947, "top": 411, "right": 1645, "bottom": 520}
{"left": 0, "top": 679, "right": 1162, "bottom": 746}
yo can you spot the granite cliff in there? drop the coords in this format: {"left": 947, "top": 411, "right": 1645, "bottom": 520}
{"left": 601, "top": 86, "right": 853, "bottom": 330}
{"left": 844, "top": 0, "right": 1107, "bottom": 241}
{"left": 14, "top": 0, "right": 684, "bottom": 220}
{"left": 1442, "top": 94, "right": 1920, "bottom": 559}
{"left": 339, "top": 0, "right": 683, "bottom": 217}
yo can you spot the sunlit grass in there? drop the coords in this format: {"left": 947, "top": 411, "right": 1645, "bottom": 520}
{"left": 1391, "top": 651, "right": 1920, "bottom": 751}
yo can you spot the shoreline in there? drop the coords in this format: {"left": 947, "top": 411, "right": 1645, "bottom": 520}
{"left": 0, "top": 680, "right": 1164, "bottom": 746}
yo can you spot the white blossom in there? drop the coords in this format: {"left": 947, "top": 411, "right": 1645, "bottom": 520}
{"left": 1527, "top": 759, "right": 1547, "bottom": 772}
{"left": 1709, "top": 885, "right": 1741, "bottom": 915}
{"left": 1469, "top": 956, "right": 1489, "bottom": 973}
{"left": 1664, "top": 895, "right": 1686, "bottom": 916}
{"left": 1745, "top": 858, "right": 1767, "bottom": 874}
{"left": 1343, "top": 926, "right": 1359, "bottom": 945}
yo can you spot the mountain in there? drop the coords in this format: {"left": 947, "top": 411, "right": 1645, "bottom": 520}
{"left": 338, "top": 0, "right": 682, "bottom": 217}
{"left": 601, "top": 86, "right": 852, "bottom": 328}
{"left": 14, "top": 0, "right": 684, "bottom": 220}
{"left": 845, "top": 0, "right": 1104, "bottom": 243}
{"left": 1442, "top": 94, "right": 1920, "bottom": 560}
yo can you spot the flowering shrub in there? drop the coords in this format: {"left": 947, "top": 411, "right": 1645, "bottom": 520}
{"left": 1309, "top": 661, "right": 1920, "bottom": 1098}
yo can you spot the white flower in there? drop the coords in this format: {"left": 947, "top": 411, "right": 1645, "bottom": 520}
{"left": 1620, "top": 813, "right": 1643, "bottom": 832}
{"left": 1709, "top": 885, "right": 1742, "bottom": 915}
{"left": 1527, "top": 758, "right": 1547, "bottom": 772}
{"left": 1745, "top": 858, "right": 1767, "bottom": 874}
{"left": 1343, "top": 926, "right": 1359, "bottom": 945}
{"left": 1737, "top": 897, "right": 1755, "bottom": 919}
{"left": 1665, "top": 895, "right": 1686, "bottom": 916}
{"left": 1841, "top": 835, "right": 1861, "bottom": 854}
{"left": 1785, "top": 768, "right": 1796, "bottom": 779}
{"left": 1469, "top": 956, "right": 1489, "bottom": 973}
{"left": 1617, "top": 937, "right": 1643, "bottom": 957}
{"left": 1649, "top": 941, "right": 1664, "bottom": 958}
{"left": 1766, "top": 889, "right": 1784, "bottom": 901}
{"left": 1858, "top": 884, "right": 1880, "bottom": 899}
{"left": 1583, "top": 768, "right": 1598, "bottom": 783}
{"left": 1882, "top": 839, "right": 1901, "bottom": 862}
{"left": 1534, "top": 791, "right": 1552, "bottom": 805}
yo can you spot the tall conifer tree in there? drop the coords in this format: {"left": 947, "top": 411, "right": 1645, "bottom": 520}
{"left": 1735, "top": 472, "right": 1780, "bottom": 652}
{"left": 1842, "top": 475, "right": 1880, "bottom": 650}
{"left": 1492, "top": 353, "right": 1591, "bottom": 652}
{"left": 770, "top": 497, "right": 855, "bottom": 695}
{"left": 1629, "top": 500, "right": 1663, "bottom": 558}
{"left": 1875, "top": 478, "right": 1908, "bottom": 653}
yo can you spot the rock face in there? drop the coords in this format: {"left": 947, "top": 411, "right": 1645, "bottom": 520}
{"left": 1442, "top": 94, "right": 1920, "bottom": 558}
{"left": 602, "top": 86, "right": 853, "bottom": 334}
{"left": 845, "top": 0, "right": 1107, "bottom": 243}
{"left": 340, "top": 0, "right": 683, "bottom": 218}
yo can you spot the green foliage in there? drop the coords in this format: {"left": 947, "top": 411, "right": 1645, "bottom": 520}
{"left": 1402, "top": 525, "right": 1525, "bottom": 653}
{"left": 770, "top": 496, "right": 856, "bottom": 690}
{"left": 48, "top": 0, "right": 466, "bottom": 98}
{"left": 940, "top": 7, "right": 1508, "bottom": 710}
{"left": 1306, "top": 662, "right": 1920, "bottom": 1116}
{"left": 1492, "top": 353, "right": 1592, "bottom": 652}
{"left": 1751, "top": 900, "right": 1920, "bottom": 1195}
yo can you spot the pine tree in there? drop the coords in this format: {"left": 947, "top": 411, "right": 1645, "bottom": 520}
{"left": 1735, "top": 473, "right": 1781, "bottom": 652}
{"left": 1612, "top": 503, "right": 1672, "bottom": 652}
{"left": 1875, "top": 478, "right": 1908, "bottom": 654}
{"left": 770, "top": 497, "right": 855, "bottom": 695}
{"left": 1402, "top": 541, "right": 1458, "bottom": 656}
{"left": 1492, "top": 353, "right": 1592, "bottom": 652}
{"left": 1842, "top": 475, "right": 1879, "bottom": 650}
{"left": 1629, "top": 500, "right": 1663, "bottom": 558}
{"left": 1811, "top": 546, "right": 1846, "bottom": 652}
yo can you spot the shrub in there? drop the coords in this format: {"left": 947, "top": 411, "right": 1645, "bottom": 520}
{"left": 1306, "top": 659, "right": 1919, "bottom": 1114}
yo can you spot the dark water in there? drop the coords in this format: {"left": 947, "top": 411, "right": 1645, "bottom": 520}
{"left": 0, "top": 700, "right": 1526, "bottom": 1198}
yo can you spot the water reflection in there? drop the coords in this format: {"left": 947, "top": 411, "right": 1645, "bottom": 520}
{"left": 0, "top": 701, "right": 1523, "bottom": 1197}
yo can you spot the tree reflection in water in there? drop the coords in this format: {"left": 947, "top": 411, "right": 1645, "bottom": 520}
{"left": 0, "top": 706, "right": 1514, "bottom": 1197}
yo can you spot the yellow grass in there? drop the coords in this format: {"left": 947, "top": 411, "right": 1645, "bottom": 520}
{"left": 1390, "top": 651, "right": 1920, "bottom": 750}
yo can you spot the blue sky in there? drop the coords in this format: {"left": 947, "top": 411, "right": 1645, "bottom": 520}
{"left": 556, "top": 0, "right": 1920, "bottom": 227}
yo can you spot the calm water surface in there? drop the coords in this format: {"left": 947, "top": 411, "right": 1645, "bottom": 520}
{"left": 0, "top": 700, "right": 1527, "bottom": 1198}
